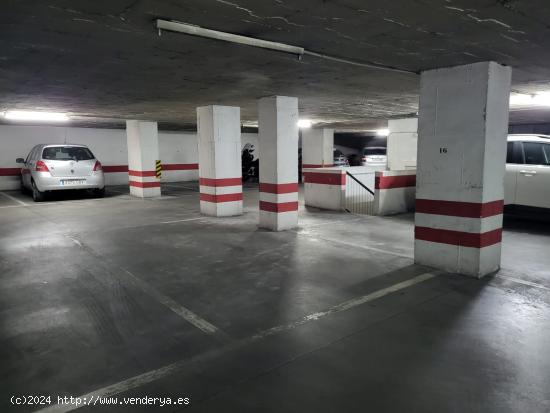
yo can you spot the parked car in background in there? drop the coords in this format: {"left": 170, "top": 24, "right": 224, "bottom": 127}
{"left": 505, "top": 135, "right": 550, "bottom": 212}
{"left": 347, "top": 153, "right": 362, "bottom": 167}
{"left": 17, "top": 144, "right": 105, "bottom": 202}
{"left": 362, "top": 146, "right": 387, "bottom": 169}
{"left": 333, "top": 149, "right": 349, "bottom": 167}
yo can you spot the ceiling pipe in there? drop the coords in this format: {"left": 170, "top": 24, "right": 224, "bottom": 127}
{"left": 155, "top": 19, "right": 418, "bottom": 76}
{"left": 302, "top": 50, "right": 416, "bottom": 75}
{"left": 156, "top": 19, "right": 305, "bottom": 57}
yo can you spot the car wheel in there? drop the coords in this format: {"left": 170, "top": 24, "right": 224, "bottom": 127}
{"left": 93, "top": 187, "right": 105, "bottom": 198}
{"left": 20, "top": 177, "right": 27, "bottom": 194}
{"left": 31, "top": 181, "right": 45, "bottom": 202}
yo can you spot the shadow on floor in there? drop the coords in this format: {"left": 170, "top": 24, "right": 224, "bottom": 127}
{"left": 503, "top": 214, "right": 550, "bottom": 235}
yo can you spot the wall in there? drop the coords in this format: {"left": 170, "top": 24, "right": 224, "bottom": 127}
{"left": 302, "top": 128, "right": 334, "bottom": 168}
{"left": 0, "top": 125, "right": 258, "bottom": 190}
{"left": 334, "top": 144, "right": 359, "bottom": 156}
{"left": 509, "top": 123, "right": 550, "bottom": 135}
{"left": 387, "top": 118, "right": 418, "bottom": 171}
{"left": 303, "top": 167, "right": 346, "bottom": 210}
{"left": 374, "top": 170, "right": 417, "bottom": 215}
{"left": 334, "top": 132, "right": 385, "bottom": 150}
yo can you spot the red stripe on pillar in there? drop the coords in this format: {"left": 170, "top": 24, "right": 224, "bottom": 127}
{"left": 259, "top": 182, "right": 299, "bottom": 194}
{"left": 129, "top": 170, "right": 157, "bottom": 177}
{"left": 375, "top": 175, "right": 416, "bottom": 189}
{"left": 103, "top": 165, "right": 129, "bottom": 173}
{"left": 415, "top": 226, "right": 502, "bottom": 248}
{"left": 259, "top": 201, "right": 299, "bottom": 213}
{"left": 303, "top": 172, "right": 346, "bottom": 185}
{"left": 200, "top": 193, "right": 243, "bottom": 203}
{"left": 163, "top": 163, "right": 199, "bottom": 170}
{"left": 0, "top": 168, "right": 22, "bottom": 176}
{"left": 129, "top": 181, "right": 161, "bottom": 188}
{"left": 416, "top": 199, "right": 504, "bottom": 218}
{"left": 199, "top": 177, "right": 242, "bottom": 187}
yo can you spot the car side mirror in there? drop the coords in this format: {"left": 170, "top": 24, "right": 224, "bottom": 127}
{"left": 16, "top": 158, "right": 25, "bottom": 164}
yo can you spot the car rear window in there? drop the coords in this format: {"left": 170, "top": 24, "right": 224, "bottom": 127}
{"left": 42, "top": 146, "right": 95, "bottom": 161}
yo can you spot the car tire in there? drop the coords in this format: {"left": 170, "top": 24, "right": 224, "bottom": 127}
{"left": 20, "top": 178, "right": 28, "bottom": 194}
{"left": 93, "top": 187, "right": 105, "bottom": 198}
{"left": 31, "top": 181, "right": 45, "bottom": 202}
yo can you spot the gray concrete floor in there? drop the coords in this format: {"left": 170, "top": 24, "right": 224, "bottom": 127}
{"left": 1, "top": 183, "right": 549, "bottom": 412}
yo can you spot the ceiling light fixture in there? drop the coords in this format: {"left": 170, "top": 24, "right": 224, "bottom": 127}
{"left": 510, "top": 92, "right": 550, "bottom": 107}
{"left": 376, "top": 128, "right": 390, "bottom": 136}
{"left": 242, "top": 121, "right": 259, "bottom": 128}
{"left": 2, "top": 110, "right": 70, "bottom": 122}
{"left": 298, "top": 119, "right": 312, "bottom": 129}
{"left": 155, "top": 19, "right": 416, "bottom": 75}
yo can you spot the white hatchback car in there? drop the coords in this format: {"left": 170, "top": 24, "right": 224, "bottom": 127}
{"left": 362, "top": 146, "right": 387, "bottom": 171}
{"left": 505, "top": 135, "right": 550, "bottom": 211}
{"left": 17, "top": 144, "right": 105, "bottom": 202}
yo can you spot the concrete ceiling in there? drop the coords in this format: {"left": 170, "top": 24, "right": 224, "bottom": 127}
{"left": 2, "top": 0, "right": 550, "bottom": 130}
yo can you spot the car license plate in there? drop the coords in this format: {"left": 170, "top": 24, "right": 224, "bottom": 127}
{"left": 61, "top": 179, "right": 86, "bottom": 186}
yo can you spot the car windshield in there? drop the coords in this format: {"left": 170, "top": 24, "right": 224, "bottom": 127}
{"left": 364, "top": 148, "right": 386, "bottom": 156}
{"left": 42, "top": 146, "right": 94, "bottom": 161}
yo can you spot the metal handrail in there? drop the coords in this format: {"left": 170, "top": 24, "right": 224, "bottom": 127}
{"left": 346, "top": 171, "right": 375, "bottom": 196}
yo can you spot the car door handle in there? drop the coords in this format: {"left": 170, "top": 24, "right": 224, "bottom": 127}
{"left": 520, "top": 170, "right": 537, "bottom": 175}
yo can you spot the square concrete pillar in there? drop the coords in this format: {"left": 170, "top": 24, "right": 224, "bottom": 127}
{"left": 387, "top": 118, "right": 418, "bottom": 171}
{"left": 415, "top": 61, "right": 512, "bottom": 277}
{"left": 302, "top": 128, "right": 334, "bottom": 168}
{"left": 258, "top": 96, "right": 299, "bottom": 231}
{"left": 197, "top": 105, "right": 243, "bottom": 217}
{"left": 126, "top": 120, "right": 161, "bottom": 198}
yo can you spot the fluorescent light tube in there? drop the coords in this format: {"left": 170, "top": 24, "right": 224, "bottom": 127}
{"left": 298, "top": 119, "right": 312, "bottom": 128}
{"left": 3, "top": 110, "right": 70, "bottom": 122}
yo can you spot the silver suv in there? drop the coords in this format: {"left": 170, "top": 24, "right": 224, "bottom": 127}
{"left": 16, "top": 144, "right": 105, "bottom": 202}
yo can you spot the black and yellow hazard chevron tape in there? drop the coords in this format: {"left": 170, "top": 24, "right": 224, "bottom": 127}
{"left": 155, "top": 160, "right": 162, "bottom": 179}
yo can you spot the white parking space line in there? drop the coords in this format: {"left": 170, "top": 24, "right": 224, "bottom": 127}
{"left": 0, "top": 191, "right": 28, "bottom": 206}
{"left": 497, "top": 274, "right": 550, "bottom": 292}
{"left": 119, "top": 267, "right": 222, "bottom": 336}
{"left": 297, "top": 216, "right": 366, "bottom": 229}
{"left": 161, "top": 217, "right": 204, "bottom": 224}
{"left": 64, "top": 234, "right": 225, "bottom": 338}
{"left": 66, "top": 236, "right": 83, "bottom": 247}
{"left": 35, "top": 270, "right": 439, "bottom": 413}
{"left": 251, "top": 271, "right": 440, "bottom": 339}
{"left": 299, "top": 233, "right": 415, "bottom": 260}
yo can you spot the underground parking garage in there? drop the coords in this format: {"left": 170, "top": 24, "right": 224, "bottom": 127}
{"left": 1, "top": 1, "right": 550, "bottom": 412}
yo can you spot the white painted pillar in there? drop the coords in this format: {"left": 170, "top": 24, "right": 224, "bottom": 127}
{"left": 415, "top": 61, "right": 512, "bottom": 278}
{"left": 302, "top": 128, "right": 334, "bottom": 168}
{"left": 197, "top": 105, "right": 243, "bottom": 217}
{"left": 126, "top": 120, "right": 161, "bottom": 198}
{"left": 387, "top": 118, "right": 418, "bottom": 171}
{"left": 258, "top": 96, "right": 299, "bottom": 231}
